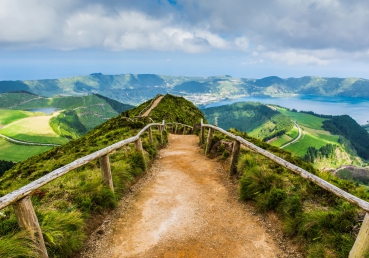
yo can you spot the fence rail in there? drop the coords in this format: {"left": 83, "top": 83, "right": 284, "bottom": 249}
{"left": 200, "top": 118, "right": 369, "bottom": 257}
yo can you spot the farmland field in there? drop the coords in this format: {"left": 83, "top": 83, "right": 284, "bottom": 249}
{"left": 0, "top": 112, "right": 69, "bottom": 144}
{"left": 284, "top": 126, "right": 339, "bottom": 157}
{"left": 0, "top": 138, "right": 51, "bottom": 162}
{"left": 0, "top": 109, "right": 35, "bottom": 126}
{"left": 278, "top": 108, "right": 326, "bottom": 129}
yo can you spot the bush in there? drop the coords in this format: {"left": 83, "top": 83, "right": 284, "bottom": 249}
{"left": 239, "top": 165, "right": 276, "bottom": 200}
{"left": 256, "top": 187, "right": 287, "bottom": 212}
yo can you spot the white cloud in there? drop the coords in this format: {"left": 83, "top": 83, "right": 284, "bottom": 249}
{"left": 234, "top": 37, "right": 249, "bottom": 51}
{"left": 263, "top": 50, "right": 329, "bottom": 66}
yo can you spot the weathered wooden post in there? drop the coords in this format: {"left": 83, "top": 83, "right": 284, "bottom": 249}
{"left": 205, "top": 128, "right": 213, "bottom": 155}
{"left": 99, "top": 155, "right": 114, "bottom": 193}
{"left": 135, "top": 138, "right": 143, "bottom": 152}
{"left": 13, "top": 197, "right": 49, "bottom": 258}
{"left": 349, "top": 212, "right": 369, "bottom": 257}
{"left": 159, "top": 126, "right": 163, "bottom": 144}
{"left": 183, "top": 126, "right": 186, "bottom": 135}
{"left": 200, "top": 119, "right": 205, "bottom": 144}
{"left": 229, "top": 140, "right": 241, "bottom": 176}
{"left": 175, "top": 124, "right": 178, "bottom": 134}
{"left": 148, "top": 127, "right": 153, "bottom": 143}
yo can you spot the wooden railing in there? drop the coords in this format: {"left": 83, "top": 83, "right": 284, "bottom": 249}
{"left": 166, "top": 122, "right": 193, "bottom": 134}
{"left": 0, "top": 121, "right": 165, "bottom": 258}
{"left": 200, "top": 119, "right": 369, "bottom": 258}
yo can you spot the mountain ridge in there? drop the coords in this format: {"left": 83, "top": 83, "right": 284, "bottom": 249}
{"left": 1, "top": 74, "right": 369, "bottom": 105}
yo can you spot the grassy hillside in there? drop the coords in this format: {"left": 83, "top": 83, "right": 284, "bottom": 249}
{"left": 202, "top": 102, "right": 363, "bottom": 170}
{"left": 202, "top": 102, "right": 293, "bottom": 141}
{"left": 207, "top": 128, "right": 367, "bottom": 257}
{"left": 0, "top": 109, "right": 36, "bottom": 126}
{"left": 0, "top": 94, "right": 205, "bottom": 257}
{"left": 130, "top": 94, "right": 206, "bottom": 125}
{"left": 322, "top": 115, "right": 369, "bottom": 160}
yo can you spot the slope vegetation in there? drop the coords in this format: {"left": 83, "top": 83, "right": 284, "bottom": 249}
{"left": 202, "top": 102, "right": 293, "bottom": 141}
{"left": 0, "top": 94, "right": 204, "bottom": 257}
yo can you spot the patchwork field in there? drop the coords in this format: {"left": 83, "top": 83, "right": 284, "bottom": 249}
{"left": 0, "top": 109, "right": 36, "bottom": 126}
{"left": 0, "top": 111, "right": 68, "bottom": 145}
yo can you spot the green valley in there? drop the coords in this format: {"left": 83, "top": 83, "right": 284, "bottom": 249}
{"left": 0, "top": 92, "right": 133, "bottom": 162}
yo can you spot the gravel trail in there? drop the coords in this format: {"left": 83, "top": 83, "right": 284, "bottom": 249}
{"left": 78, "top": 134, "right": 301, "bottom": 258}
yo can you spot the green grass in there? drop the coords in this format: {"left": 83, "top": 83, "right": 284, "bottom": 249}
{"left": 0, "top": 109, "right": 35, "bottom": 126}
{"left": 278, "top": 108, "right": 326, "bottom": 130}
{"left": 0, "top": 138, "right": 51, "bottom": 162}
{"left": 270, "top": 134, "right": 292, "bottom": 147}
{"left": 207, "top": 129, "right": 361, "bottom": 257}
{"left": 284, "top": 128, "right": 339, "bottom": 157}
{"left": 0, "top": 121, "right": 68, "bottom": 145}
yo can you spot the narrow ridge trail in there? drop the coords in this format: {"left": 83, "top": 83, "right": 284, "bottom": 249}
{"left": 79, "top": 134, "right": 298, "bottom": 258}
{"left": 142, "top": 96, "right": 164, "bottom": 117}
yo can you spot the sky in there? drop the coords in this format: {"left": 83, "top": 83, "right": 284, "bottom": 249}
{"left": 1, "top": 0, "right": 369, "bottom": 80}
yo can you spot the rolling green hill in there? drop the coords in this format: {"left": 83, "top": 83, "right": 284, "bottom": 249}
{"left": 2, "top": 74, "right": 369, "bottom": 106}
{"left": 202, "top": 102, "right": 293, "bottom": 141}
{"left": 0, "top": 92, "right": 133, "bottom": 162}
{"left": 202, "top": 101, "right": 366, "bottom": 170}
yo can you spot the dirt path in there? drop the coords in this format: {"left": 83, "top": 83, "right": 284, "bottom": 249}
{"left": 79, "top": 134, "right": 299, "bottom": 258}
{"left": 141, "top": 96, "right": 164, "bottom": 117}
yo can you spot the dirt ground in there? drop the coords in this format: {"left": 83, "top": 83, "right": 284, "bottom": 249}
{"left": 78, "top": 134, "right": 302, "bottom": 258}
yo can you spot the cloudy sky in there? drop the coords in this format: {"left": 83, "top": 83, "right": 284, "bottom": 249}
{"left": 1, "top": 0, "right": 369, "bottom": 80}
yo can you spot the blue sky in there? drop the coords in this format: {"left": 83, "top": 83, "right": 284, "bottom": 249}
{"left": 1, "top": 0, "right": 369, "bottom": 80}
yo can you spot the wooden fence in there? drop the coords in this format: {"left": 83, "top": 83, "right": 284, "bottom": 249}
{"left": 200, "top": 119, "right": 369, "bottom": 258}
{"left": 0, "top": 121, "right": 165, "bottom": 258}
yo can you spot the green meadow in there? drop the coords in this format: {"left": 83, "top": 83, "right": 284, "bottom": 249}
{"left": 278, "top": 108, "right": 326, "bottom": 129}
{"left": 0, "top": 138, "right": 51, "bottom": 162}
{"left": 0, "top": 109, "right": 36, "bottom": 126}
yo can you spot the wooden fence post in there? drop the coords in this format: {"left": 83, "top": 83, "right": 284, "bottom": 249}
{"left": 13, "top": 197, "right": 48, "bottom": 258}
{"left": 205, "top": 128, "right": 213, "bottom": 155}
{"left": 183, "top": 126, "right": 186, "bottom": 135}
{"left": 201, "top": 126, "right": 205, "bottom": 144}
{"left": 175, "top": 124, "right": 178, "bottom": 134}
{"left": 349, "top": 212, "right": 369, "bottom": 257}
{"left": 135, "top": 138, "right": 143, "bottom": 152}
{"left": 148, "top": 127, "right": 153, "bottom": 143}
{"left": 99, "top": 155, "right": 114, "bottom": 193}
{"left": 229, "top": 140, "right": 241, "bottom": 176}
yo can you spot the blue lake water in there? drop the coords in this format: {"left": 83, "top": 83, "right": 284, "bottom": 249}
{"left": 23, "top": 108, "right": 58, "bottom": 115}
{"left": 203, "top": 96, "right": 369, "bottom": 125}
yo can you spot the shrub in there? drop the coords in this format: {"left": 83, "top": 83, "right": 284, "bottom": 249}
{"left": 239, "top": 165, "right": 276, "bottom": 200}
{"left": 256, "top": 187, "right": 287, "bottom": 212}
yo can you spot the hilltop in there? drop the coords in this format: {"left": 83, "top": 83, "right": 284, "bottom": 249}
{"left": 1, "top": 74, "right": 369, "bottom": 105}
